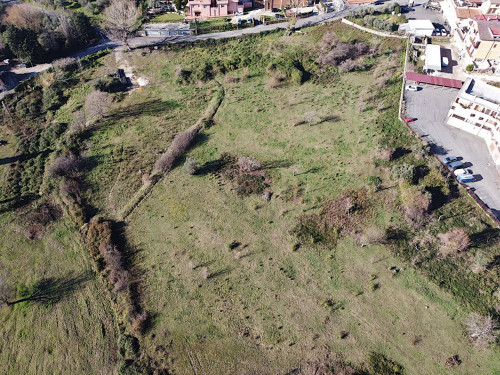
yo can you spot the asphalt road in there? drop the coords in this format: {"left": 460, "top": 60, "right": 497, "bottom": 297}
{"left": 128, "top": 9, "right": 346, "bottom": 48}
{"left": 404, "top": 84, "right": 500, "bottom": 219}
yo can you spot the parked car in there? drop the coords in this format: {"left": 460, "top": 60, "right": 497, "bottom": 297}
{"left": 441, "top": 28, "right": 447, "bottom": 36}
{"left": 448, "top": 160, "right": 463, "bottom": 170}
{"left": 17, "top": 63, "right": 27, "bottom": 69}
{"left": 442, "top": 57, "right": 449, "bottom": 67}
{"left": 404, "top": 117, "right": 416, "bottom": 123}
{"left": 443, "top": 156, "right": 457, "bottom": 164}
{"left": 457, "top": 174, "right": 475, "bottom": 183}
{"left": 405, "top": 85, "right": 420, "bottom": 91}
{"left": 454, "top": 168, "right": 472, "bottom": 176}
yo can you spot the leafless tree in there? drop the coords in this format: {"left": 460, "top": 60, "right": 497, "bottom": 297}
{"left": 103, "top": 0, "right": 140, "bottom": 46}
{"left": 69, "top": 109, "right": 87, "bottom": 134}
{"left": 237, "top": 157, "right": 261, "bottom": 172}
{"left": 466, "top": 313, "right": 498, "bottom": 347}
{"left": 85, "top": 90, "right": 111, "bottom": 122}
{"left": 0, "top": 275, "right": 12, "bottom": 307}
{"left": 304, "top": 111, "right": 317, "bottom": 126}
{"left": 291, "top": 164, "right": 301, "bottom": 176}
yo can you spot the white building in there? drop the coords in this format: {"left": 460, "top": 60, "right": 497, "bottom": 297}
{"left": 425, "top": 44, "right": 442, "bottom": 71}
{"left": 407, "top": 19, "right": 435, "bottom": 36}
{"left": 446, "top": 78, "right": 500, "bottom": 165}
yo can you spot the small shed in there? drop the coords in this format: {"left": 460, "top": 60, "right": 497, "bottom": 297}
{"left": 408, "top": 19, "right": 434, "bottom": 37}
{"left": 424, "top": 44, "right": 442, "bottom": 72}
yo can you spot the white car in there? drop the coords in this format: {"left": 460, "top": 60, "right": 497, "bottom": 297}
{"left": 442, "top": 57, "right": 449, "bottom": 67}
{"left": 454, "top": 168, "right": 472, "bottom": 176}
{"left": 405, "top": 85, "right": 420, "bottom": 91}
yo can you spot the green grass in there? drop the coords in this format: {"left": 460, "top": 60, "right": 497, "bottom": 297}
{"left": 149, "top": 13, "right": 185, "bottom": 23}
{"left": 1, "top": 20, "right": 500, "bottom": 375}
{"left": 0, "top": 215, "right": 119, "bottom": 375}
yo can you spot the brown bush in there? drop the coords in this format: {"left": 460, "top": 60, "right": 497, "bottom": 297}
{"left": 437, "top": 228, "right": 471, "bottom": 257}
{"left": 237, "top": 156, "right": 261, "bottom": 172}
{"left": 24, "top": 224, "right": 43, "bottom": 240}
{"left": 224, "top": 75, "right": 237, "bottom": 83}
{"left": 85, "top": 90, "right": 111, "bottom": 121}
{"left": 22, "top": 200, "right": 62, "bottom": 226}
{"left": 101, "top": 244, "right": 129, "bottom": 293}
{"left": 466, "top": 313, "right": 499, "bottom": 347}
{"left": 153, "top": 126, "right": 200, "bottom": 174}
{"left": 267, "top": 76, "right": 280, "bottom": 89}
{"left": 399, "top": 184, "right": 431, "bottom": 228}
{"left": 51, "top": 155, "right": 87, "bottom": 178}
{"left": 86, "top": 217, "right": 113, "bottom": 258}
{"left": 131, "top": 311, "right": 148, "bottom": 335}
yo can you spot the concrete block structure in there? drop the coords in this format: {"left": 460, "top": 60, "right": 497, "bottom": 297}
{"left": 446, "top": 78, "right": 500, "bottom": 165}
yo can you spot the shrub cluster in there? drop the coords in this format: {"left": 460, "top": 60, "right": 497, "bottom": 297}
{"left": 293, "top": 189, "right": 369, "bottom": 246}
{"left": 317, "top": 32, "right": 373, "bottom": 72}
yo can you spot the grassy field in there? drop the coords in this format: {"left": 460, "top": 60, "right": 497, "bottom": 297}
{"left": 149, "top": 13, "right": 185, "bottom": 23}
{"left": 0, "top": 213, "right": 119, "bottom": 374}
{"left": 0, "top": 20, "right": 499, "bottom": 375}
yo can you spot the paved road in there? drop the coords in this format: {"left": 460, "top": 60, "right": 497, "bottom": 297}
{"left": 128, "top": 9, "right": 346, "bottom": 48}
{"left": 404, "top": 84, "right": 500, "bottom": 219}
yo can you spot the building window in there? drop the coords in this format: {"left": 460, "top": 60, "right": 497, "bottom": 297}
{"left": 470, "top": 114, "right": 475, "bottom": 117}
{"left": 479, "top": 117, "right": 484, "bottom": 120}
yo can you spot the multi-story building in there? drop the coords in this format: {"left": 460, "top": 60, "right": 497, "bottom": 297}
{"left": 454, "top": 17, "right": 500, "bottom": 66}
{"left": 446, "top": 78, "right": 500, "bottom": 165}
{"left": 481, "top": 0, "right": 500, "bottom": 15}
{"left": 186, "top": 0, "right": 252, "bottom": 18}
{"left": 441, "top": 0, "right": 484, "bottom": 31}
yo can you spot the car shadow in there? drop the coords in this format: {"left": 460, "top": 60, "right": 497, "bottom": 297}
{"left": 472, "top": 174, "right": 483, "bottom": 182}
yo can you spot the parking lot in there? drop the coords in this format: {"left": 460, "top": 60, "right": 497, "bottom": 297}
{"left": 404, "top": 83, "right": 500, "bottom": 219}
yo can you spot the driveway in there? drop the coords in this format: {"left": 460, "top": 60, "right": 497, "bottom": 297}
{"left": 404, "top": 84, "right": 500, "bottom": 219}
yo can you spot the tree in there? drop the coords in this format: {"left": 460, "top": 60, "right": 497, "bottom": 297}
{"left": 466, "top": 313, "right": 498, "bottom": 347}
{"left": 183, "top": 157, "right": 199, "bottom": 175}
{"left": 85, "top": 90, "right": 111, "bottom": 122}
{"left": 103, "top": 0, "right": 139, "bottom": 46}
{"left": 4, "top": 25, "right": 44, "bottom": 64}
{"left": 0, "top": 275, "right": 12, "bottom": 307}
{"left": 71, "top": 13, "right": 95, "bottom": 44}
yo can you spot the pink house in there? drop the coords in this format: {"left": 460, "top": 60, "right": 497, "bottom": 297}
{"left": 187, "top": 0, "right": 253, "bottom": 18}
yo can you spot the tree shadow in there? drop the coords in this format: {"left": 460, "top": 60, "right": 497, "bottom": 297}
{"left": 262, "top": 160, "right": 292, "bottom": 170}
{"left": 106, "top": 99, "right": 180, "bottom": 121}
{"left": 0, "top": 149, "right": 52, "bottom": 166}
{"left": 427, "top": 142, "right": 448, "bottom": 156}
{"left": 470, "top": 228, "right": 500, "bottom": 248}
{"left": 487, "top": 255, "right": 500, "bottom": 271}
{"left": 197, "top": 159, "right": 228, "bottom": 176}
{"left": 8, "top": 271, "right": 93, "bottom": 307}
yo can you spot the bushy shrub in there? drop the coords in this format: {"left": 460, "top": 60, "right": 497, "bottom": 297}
{"left": 368, "top": 352, "right": 403, "bottom": 375}
{"left": 118, "top": 335, "right": 140, "bottom": 358}
{"left": 183, "top": 157, "right": 199, "bottom": 175}
{"left": 391, "top": 163, "right": 416, "bottom": 183}
{"left": 466, "top": 64, "right": 474, "bottom": 72}
{"left": 51, "top": 155, "right": 87, "bottom": 178}
{"left": 237, "top": 156, "right": 261, "bottom": 172}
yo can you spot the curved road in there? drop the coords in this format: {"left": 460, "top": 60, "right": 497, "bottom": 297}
{"left": 128, "top": 9, "right": 346, "bottom": 48}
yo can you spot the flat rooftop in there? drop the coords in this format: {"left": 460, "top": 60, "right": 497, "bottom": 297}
{"left": 465, "top": 78, "right": 500, "bottom": 105}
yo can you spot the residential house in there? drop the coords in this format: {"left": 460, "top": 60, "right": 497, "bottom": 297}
{"left": 262, "top": 0, "right": 308, "bottom": 10}
{"left": 454, "top": 17, "right": 500, "bottom": 66}
{"left": 446, "top": 78, "right": 500, "bottom": 165}
{"left": 186, "top": 0, "right": 252, "bottom": 18}
{"left": 441, "top": 0, "right": 484, "bottom": 30}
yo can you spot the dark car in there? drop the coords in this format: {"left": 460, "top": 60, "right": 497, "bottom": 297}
{"left": 443, "top": 156, "right": 458, "bottom": 164}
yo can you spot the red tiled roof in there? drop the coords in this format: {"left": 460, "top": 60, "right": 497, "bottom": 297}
{"left": 491, "top": 26, "right": 500, "bottom": 35}
{"left": 456, "top": 8, "right": 483, "bottom": 19}
{"left": 406, "top": 72, "right": 463, "bottom": 89}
